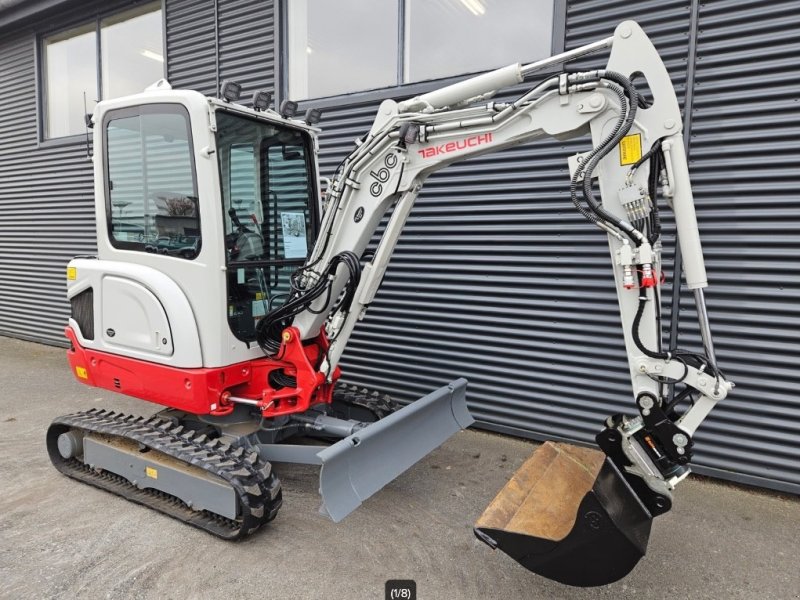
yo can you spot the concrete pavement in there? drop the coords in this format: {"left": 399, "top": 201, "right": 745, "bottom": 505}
{"left": 1, "top": 335, "right": 798, "bottom": 599}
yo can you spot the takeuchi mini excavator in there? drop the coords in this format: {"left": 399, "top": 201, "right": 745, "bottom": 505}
{"left": 49, "top": 21, "right": 732, "bottom": 587}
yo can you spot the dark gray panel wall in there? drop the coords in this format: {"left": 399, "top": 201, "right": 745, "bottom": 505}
{"left": 166, "top": 0, "right": 275, "bottom": 102}
{"left": 166, "top": 0, "right": 217, "bottom": 95}
{"left": 0, "top": 0, "right": 137, "bottom": 345}
{"left": 218, "top": 0, "right": 275, "bottom": 102}
{"left": 336, "top": 1, "right": 691, "bottom": 435}
{"left": 0, "top": 0, "right": 797, "bottom": 493}
{"left": 332, "top": 0, "right": 799, "bottom": 493}
{"left": 683, "top": 0, "right": 800, "bottom": 488}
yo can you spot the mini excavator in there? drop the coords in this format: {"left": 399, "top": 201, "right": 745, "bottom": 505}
{"left": 49, "top": 21, "right": 732, "bottom": 586}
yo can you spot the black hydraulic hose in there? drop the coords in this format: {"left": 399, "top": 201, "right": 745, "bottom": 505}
{"left": 648, "top": 149, "right": 663, "bottom": 244}
{"left": 580, "top": 72, "right": 642, "bottom": 245}
{"left": 632, "top": 290, "right": 669, "bottom": 360}
{"left": 631, "top": 137, "right": 662, "bottom": 172}
{"left": 663, "top": 386, "right": 695, "bottom": 415}
{"left": 255, "top": 250, "right": 362, "bottom": 356}
{"left": 570, "top": 82, "right": 629, "bottom": 230}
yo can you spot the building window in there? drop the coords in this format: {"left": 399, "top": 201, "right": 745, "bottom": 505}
{"left": 42, "top": 2, "right": 163, "bottom": 139}
{"left": 105, "top": 105, "right": 200, "bottom": 259}
{"left": 287, "top": 0, "right": 554, "bottom": 101}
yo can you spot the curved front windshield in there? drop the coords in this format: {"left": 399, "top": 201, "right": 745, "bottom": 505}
{"left": 215, "top": 110, "right": 317, "bottom": 341}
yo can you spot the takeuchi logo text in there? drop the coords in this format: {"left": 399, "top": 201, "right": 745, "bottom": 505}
{"left": 417, "top": 133, "right": 493, "bottom": 158}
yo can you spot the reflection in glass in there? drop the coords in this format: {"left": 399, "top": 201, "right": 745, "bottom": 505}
{"left": 106, "top": 108, "right": 199, "bottom": 259}
{"left": 405, "top": 0, "right": 553, "bottom": 83}
{"left": 288, "top": 0, "right": 398, "bottom": 100}
{"left": 101, "top": 3, "right": 164, "bottom": 98}
{"left": 215, "top": 110, "right": 317, "bottom": 341}
{"left": 44, "top": 24, "right": 97, "bottom": 138}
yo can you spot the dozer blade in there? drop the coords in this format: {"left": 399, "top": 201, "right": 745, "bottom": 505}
{"left": 474, "top": 441, "right": 653, "bottom": 587}
{"left": 317, "top": 378, "right": 474, "bottom": 522}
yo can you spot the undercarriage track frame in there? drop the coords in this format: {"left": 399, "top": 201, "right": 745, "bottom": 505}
{"left": 47, "top": 409, "right": 282, "bottom": 540}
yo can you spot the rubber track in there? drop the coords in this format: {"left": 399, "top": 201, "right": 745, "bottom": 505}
{"left": 332, "top": 384, "right": 400, "bottom": 420}
{"left": 46, "top": 408, "right": 282, "bottom": 540}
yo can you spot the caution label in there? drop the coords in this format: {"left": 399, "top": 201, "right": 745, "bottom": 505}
{"left": 619, "top": 134, "right": 642, "bottom": 165}
{"left": 66, "top": 266, "right": 77, "bottom": 280}
{"left": 75, "top": 366, "right": 88, "bottom": 379}
{"left": 145, "top": 466, "right": 158, "bottom": 479}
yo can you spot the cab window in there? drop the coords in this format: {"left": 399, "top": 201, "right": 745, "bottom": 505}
{"left": 215, "top": 110, "right": 317, "bottom": 341}
{"left": 105, "top": 104, "right": 200, "bottom": 259}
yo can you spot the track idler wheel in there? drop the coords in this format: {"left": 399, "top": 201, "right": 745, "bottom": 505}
{"left": 474, "top": 441, "right": 654, "bottom": 587}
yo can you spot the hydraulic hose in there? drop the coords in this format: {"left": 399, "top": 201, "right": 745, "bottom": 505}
{"left": 579, "top": 71, "right": 642, "bottom": 245}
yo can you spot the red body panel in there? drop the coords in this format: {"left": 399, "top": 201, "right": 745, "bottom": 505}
{"left": 65, "top": 326, "right": 340, "bottom": 417}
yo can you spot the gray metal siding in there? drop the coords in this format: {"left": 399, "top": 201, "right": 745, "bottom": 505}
{"left": 218, "top": 0, "right": 275, "bottom": 104}
{"left": 166, "top": 0, "right": 217, "bottom": 95}
{"left": 682, "top": 0, "right": 800, "bottom": 488}
{"left": 0, "top": 33, "right": 96, "bottom": 345}
{"left": 331, "top": 0, "right": 800, "bottom": 493}
{"left": 0, "top": 0, "right": 797, "bottom": 493}
{"left": 166, "top": 0, "right": 275, "bottom": 101}
{"left": 337, "top": 0, "right": 691, "bottom": 434}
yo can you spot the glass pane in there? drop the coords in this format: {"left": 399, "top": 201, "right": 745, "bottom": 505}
{"left": 229, "top": 145, "right": 258, "bottom": 224}
{"left": 44, "top": 24, "right": 97, "bottom": 138}
{"left": 405, "top": 0, "right": 553, "bottom": 83}
{"left": 215, "top": 110, "right": 317, "bottom": 341}
{"left": 107, "top": 107, "right": 199, "bottom": 259}
{"left": 215, "top": 111, "right": 315, "bottom": 264}
{"left": 227, "top": 264, "right": 298, "bottom": 341}
{"left": 288, "top": 0, "right": 398, "bottom": 100}
{"left": 101, "top": 3, "right": 164, "bottom": 98}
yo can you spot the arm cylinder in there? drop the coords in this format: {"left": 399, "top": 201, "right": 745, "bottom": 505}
{"left": 664, "top": 138, "right": 708, "bottom": 289}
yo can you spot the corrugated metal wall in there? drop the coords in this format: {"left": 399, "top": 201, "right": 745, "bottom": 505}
{"left": 331, "top": 0, "right": 800, "bottom": 493}
{"left": 337, "top": 2, "right": 692, "bottom": 438}
{"left": 0, "top": 0, "right": 134, "bottom": 345}
{"left": 166, "top": 0, "right": 275, "bottom": 102}
{"left": 681, "top": 0, "right": 800, "bottom": 489}
{"left": 0, "top": 0, "right": 797, "bottom": 493}
{"left": 165, "top": 0, "right": 217, "bottom": 96}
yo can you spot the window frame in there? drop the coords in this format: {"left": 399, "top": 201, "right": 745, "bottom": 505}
{"left": 214, "top": 108, "right": 321, "bottom": 270}
{"left": 214, "top": 108, "right": 322, "bottom": 343}
{"left": 102, "top": 102, "right": 201, "bottom": 259}
{"left": 279, "top": 0, "right": 567, "bottom": 105}
{"left": 36, "top": 0, "right": 166, "bottom": 146}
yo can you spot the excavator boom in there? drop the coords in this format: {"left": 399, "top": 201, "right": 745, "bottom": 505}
{"left": 50, "top": 19, "right": 731, "bottom": 588}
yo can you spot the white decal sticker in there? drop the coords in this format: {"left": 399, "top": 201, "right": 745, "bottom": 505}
{"left": 281, "top": 212, "right": 307, "bottom": 259}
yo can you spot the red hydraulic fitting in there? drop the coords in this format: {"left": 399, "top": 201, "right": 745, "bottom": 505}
{"left": 641, "top": 263, "right": 656, "bottom": 288}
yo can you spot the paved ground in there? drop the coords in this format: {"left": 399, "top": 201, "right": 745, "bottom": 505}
{"left": 0, "top": 336, "right": 798, "bottom": 600}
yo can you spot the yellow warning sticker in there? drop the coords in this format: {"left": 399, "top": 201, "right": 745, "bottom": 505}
{"left": 619, "top": 133, "right": 642, "bottom": 165}
{"left": 66, "top": 266, "right": 77, "bottom": 280}
{"left": 255, "top": 292, "right": 265, "bottom": 301}
{"left": 75, "top": 366, "right": 88, "bottom": 379}
{"left": 145, "top": 466, "right": 158, "bottom": 479}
